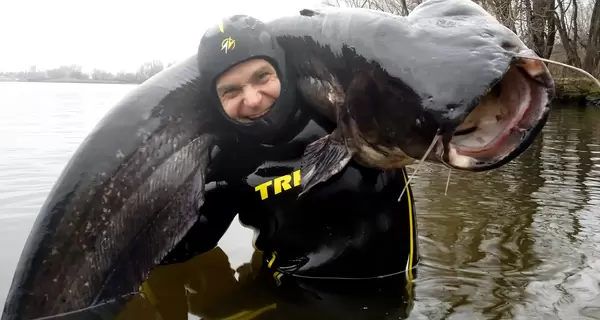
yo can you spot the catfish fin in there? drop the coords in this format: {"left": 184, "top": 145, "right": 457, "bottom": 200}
{"left": 299, "top": 129, "right": 353, "bottom": 198}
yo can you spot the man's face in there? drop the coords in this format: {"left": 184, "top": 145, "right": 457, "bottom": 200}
{"left": 215, "top": 58, "right": 281, "bottom": 123}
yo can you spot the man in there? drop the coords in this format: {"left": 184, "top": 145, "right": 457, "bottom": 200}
{"left": 123, "top": 14, "right": 420, "bottom": 319}
{"left": 164, "top": 13, "right": 419, "bottom": 282}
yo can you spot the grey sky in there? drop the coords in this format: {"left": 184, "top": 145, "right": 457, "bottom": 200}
{"left": 0, "top": 0, "right": 322, "bottom": 73}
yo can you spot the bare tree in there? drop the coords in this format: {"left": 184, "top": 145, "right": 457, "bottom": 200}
{"left": 136, "top": 60, "right": 165, "bottom": 82}
{"left": 339, "top": 0, "right": 599, "bottom": 75}
{"left": 527, "top": 0, "right": 557, "bottom": 58}
{"left": 479, "top": 0, "right": 517, "bottom": 32}
{"left": 582, "top": 0, "right": 600, "bottom": 73}
{"left": 554, "top": 0, "right": 582, "bottom": 67}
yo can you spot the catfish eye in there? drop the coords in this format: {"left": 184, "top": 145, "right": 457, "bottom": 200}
{"left": 501, "top": 41, "right": 518, "bottom": 52}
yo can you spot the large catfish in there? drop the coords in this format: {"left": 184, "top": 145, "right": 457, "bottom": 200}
{"left": 270, "top": 0, "right": 556, "bottom": 195}
{"left": 2, "top": 0, "right": 555, "bottom": 319}
{"left": 1, "top": 56, "right": 221, "bottom": 319}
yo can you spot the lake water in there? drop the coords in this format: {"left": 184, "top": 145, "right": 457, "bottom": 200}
{"left": 1, "top": 82, "right": 599, "bottom": 319}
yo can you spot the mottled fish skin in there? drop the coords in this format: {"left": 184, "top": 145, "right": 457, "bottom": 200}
{"left": 271, "top": 0, "right": 517, "bottom": 154}
{"left": 2, "top": 0, "right": 555, "bottom": 317}
{"left": 297, "top": 76, "right": 345, "bottom": 121}
{"left": 1, "top": 55, "right": 219, "bottom": 320}
{"left": 271, "top": 0, "right": 553, "bottom": 194}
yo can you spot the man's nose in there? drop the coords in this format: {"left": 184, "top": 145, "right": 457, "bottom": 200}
{"left": 242, "top": 86, "right": 262, "bottom": 108}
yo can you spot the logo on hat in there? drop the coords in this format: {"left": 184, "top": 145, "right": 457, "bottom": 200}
{"left": 221, "top": 37, "right": 236, "bottom": 53}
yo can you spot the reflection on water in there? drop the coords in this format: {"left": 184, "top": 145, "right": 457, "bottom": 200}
{"left": 112, "top": 105, "right": 600, "bottom": 320}
{"left": 1, "top": 82, "right": 600, "bottom": 319}
{"left": 409, "top": 105, "right": 600, "bottom": 320}
{"left": 0, "top": 82, "right": 137, "bottom": 310}
{"left": 115, "top": 247, "right": 413, "bottom": 320}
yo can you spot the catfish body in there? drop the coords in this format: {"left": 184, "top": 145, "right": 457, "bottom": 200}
{"left": 1, "top": 1, "right": 555, "bottom": 318}
{"left": 1, "top": 55, "right": 219, "bottom": 320}
{"left": 269, "top": 0, "right": 516, "bottom": 129}
{"left": 265, "top": 0, "right": 554, "bottom": 195}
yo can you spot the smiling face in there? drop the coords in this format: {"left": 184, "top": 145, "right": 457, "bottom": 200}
{"left": 215, "top": 58, "right": 281, "bottom": 123}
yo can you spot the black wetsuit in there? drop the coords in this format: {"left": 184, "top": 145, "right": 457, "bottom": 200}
{"left": 152, "top": 13, "right": 420, "bottom": 320}
{"left": 162, "top": 101, "right": 420, "bottom": 283}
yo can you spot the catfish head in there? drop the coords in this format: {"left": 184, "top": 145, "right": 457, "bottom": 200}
{"left": 405, "top": 0, "right": 555, "bottom": 172}
{"left": 298, "top": 0, "right": 555, "bottom": 197}
{"left": 432, "top": 51, "right": 554, "bottom": 171}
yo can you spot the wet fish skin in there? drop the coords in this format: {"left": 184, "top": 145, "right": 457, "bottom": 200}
{"left": 1, "top": 1, "right": 556, "bottom": 317}
{"left": 1, "top": 55, "right": 219, "bottom": 320}
{"left": 265, "top": 0, "right": 554, "bottom": 196}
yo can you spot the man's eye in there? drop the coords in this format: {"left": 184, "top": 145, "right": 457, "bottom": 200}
{"left": 222, "top": 89, "right": 238, "bottom": 96}
{"left": 258, "top": 72, "right": 272, "bottom": 82}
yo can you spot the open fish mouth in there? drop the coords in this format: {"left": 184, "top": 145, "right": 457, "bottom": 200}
{"left": 438, "top": 53, "right": 555, "bottom": 171}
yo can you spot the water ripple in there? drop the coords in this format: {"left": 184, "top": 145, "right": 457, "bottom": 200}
{"left": 1, "top": 85, "right": 600, "bottom": 319}
{"left": 0, "top": 82, "right": 133, "bottom": 307}
{"left": 409, "top": 106, "right": 600, "bottom": 319}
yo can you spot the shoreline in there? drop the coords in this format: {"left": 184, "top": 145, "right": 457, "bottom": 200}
{"left": 0, "top": 78, "right": 140, "bottom": 85}
{"left": 2, "top": 77, "right": 599, "bottom": 105}
{"left": 553, "top": 77, "right": 600, "bottom": 106}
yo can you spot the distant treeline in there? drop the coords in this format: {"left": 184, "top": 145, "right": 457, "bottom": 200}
{"left": 0, "top": 60, "right": 175, "bottom": 84}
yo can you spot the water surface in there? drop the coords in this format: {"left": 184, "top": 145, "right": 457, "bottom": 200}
{"left": 1, "top": 82, "right": 599, "bottom": 319}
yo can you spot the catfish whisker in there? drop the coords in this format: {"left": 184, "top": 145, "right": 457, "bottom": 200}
{"left": 445, "top": 168, "right": 451, "bottom": 196}
{"left": 513, "top": 54, "right": 600, "bottom": 88}
{"left": 398, "top": 133, "right": 441, "bottom": 201}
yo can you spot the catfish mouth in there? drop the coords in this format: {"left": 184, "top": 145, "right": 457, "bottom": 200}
{"left": 439, "top": 56, "right": 554, "bottom": 171}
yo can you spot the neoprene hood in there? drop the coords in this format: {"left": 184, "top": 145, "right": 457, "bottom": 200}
{"left": 197, "top": 15, "right": 298, "bottom": 143}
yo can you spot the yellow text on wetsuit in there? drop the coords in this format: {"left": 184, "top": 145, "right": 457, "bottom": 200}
{"left": 254, "top": 169, "right": 301, "bottom": 200}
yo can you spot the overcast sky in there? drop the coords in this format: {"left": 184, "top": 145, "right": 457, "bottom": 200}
{"left": 0, "top": 0, "right": 323, "bottom": 73}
